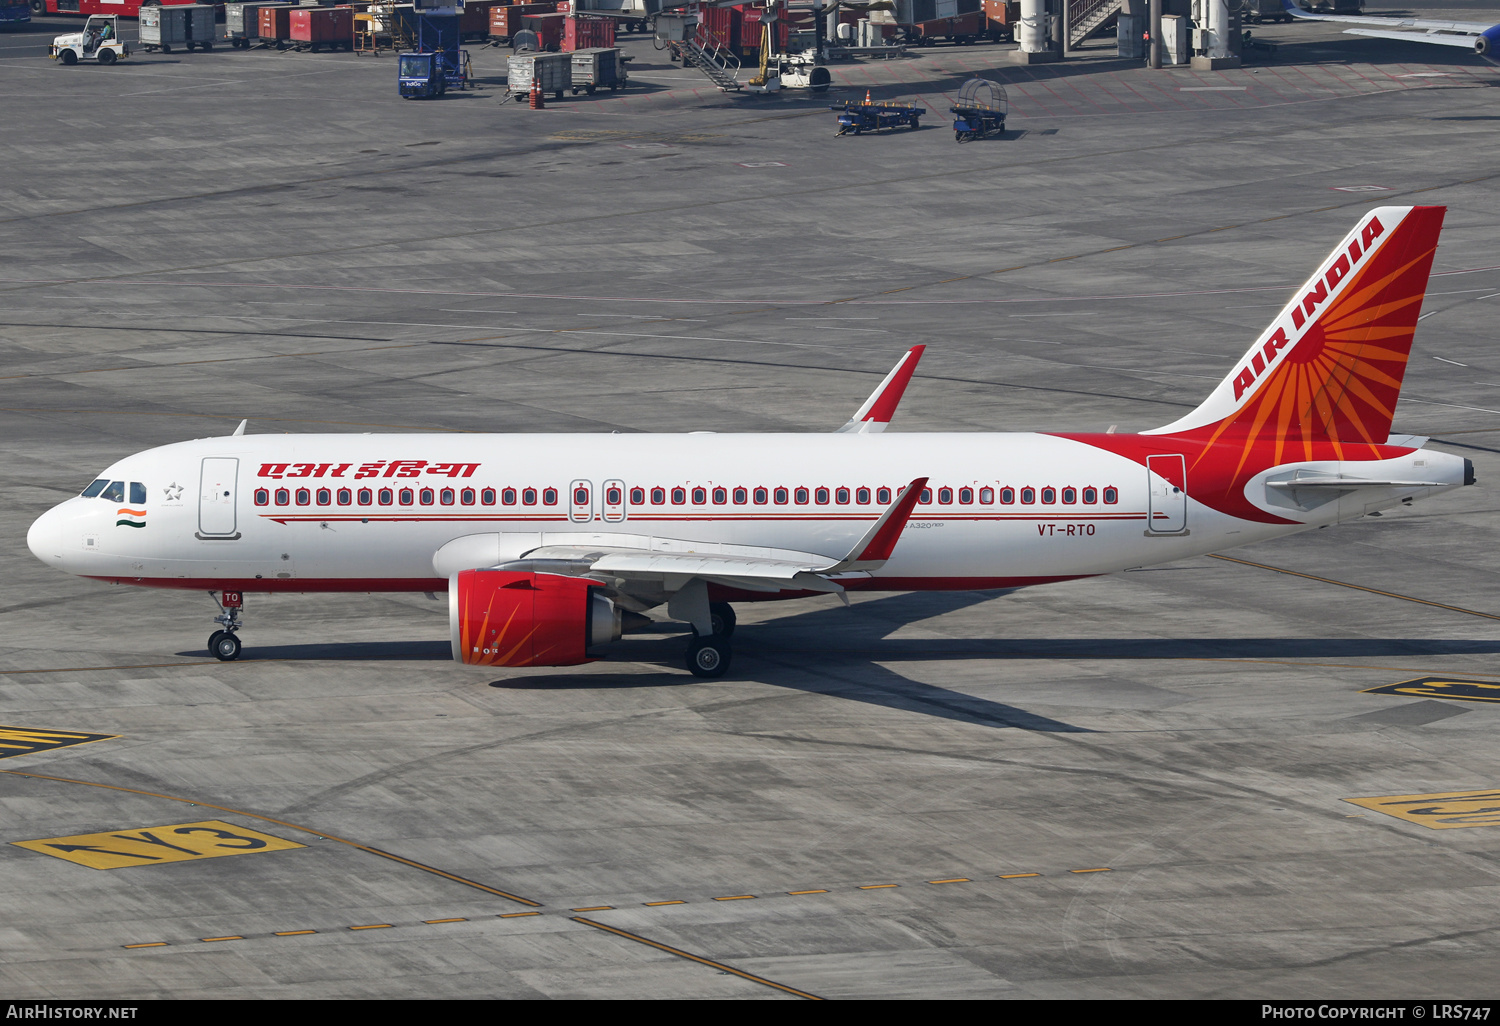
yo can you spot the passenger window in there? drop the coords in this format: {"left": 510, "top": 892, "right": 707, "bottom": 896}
{"left": 480, "top": 488, "right": 495, "bottom": 506}
{"left": 359, "top": 488, "right": 373, "bottom": 505}
{"left": 651, "top": 487, "right": 666, "bottom": 505}
{"left": 672, "top": 487, "right": 686, "bottom": 505}
{"left": 543, "top": 488, "right": 558, "bottom": 505}
{"left": 574, "top": 487, "right": 589, "bottom": 506}
{"left": 378, "top": 489, "right": 393, "bottom": 506}
{"left": 254, "top": 489, "right": 269, "bottom": 506}
{"left": 938, "top": 487, "right": 953, "bottom": 504}
{"left": 979, "top": 487, "right": 994, "bottom": 504}
{"left": 101, "top": 481, "right": 125, "bottom": 502}
{"left": 338, "top": 489, "right": 352, "bottom": 506}
{"left": 754, "top": 487, "right": 769, "bottom": 505}
{"left": 1062, "top": 487, "right": 1076, "bottom": 504}
{"left": 1082, "top": 487, "right": 1097, "bottom": 504}
{"left": 959, "top": 487, "right": 973, "bottom": 504}
{"left": 1000, "top": 487, "right": 1015, "bottom": 504}
{"left": 296, "top": 488, "right": 311, "bottom": 506}
{"left": 522, "top": 488, "right": 537, "bottom": 506}
{"left": 1020, "top": 487, "right": 1035, "bottom": 504}
{"left": 876, "top": 487, "right": 891, "bottom": 504}
{"left": 774, "top": 487, "right": 788, "bottom": 505}
{"left": 1103, "top": 486, "right": 1119, "bottom": 504}
{"left": 275, "top": 488, "right": 290, "bottom": 506}
{"left": 606, "top": 487, "right": 621, "bottom": 505}
{"left": 503, "top": 488, "right": 517, "bottom": 505}
{"left": 129, "top": 482, "right": 147, "bottom": 505}
{"left": 691, "top": 487, "right": 706, "bottom": 505}
{"left": 630, "top": 487, "right": 645, "bottom": 505}
{"left": 712, "top": 487, "right": 727, "bottom": 505}
{"left": 460, "top": 488, "right": 474, "bottom": 505}
{"left": 814, "top": 487, "right": 829, "bottom": 505}
{"left": 1041, "top": 487, "right": 1056, "bottom": 504}
{"left": 316, "top": 488, "right": 332, "bottom": 506}
{"left": 441, "top": 488, "right": 456, "bottom": 505}
{"left": 855, "top": 487, "right": 870, "bottom": 505}
{"left": 82, "top": 479, "right": 108, "bottom": 498}
{"left": 919, "top": 488, "right": 932, "bottom": 504}
{"left": 835, "top": 487, "right": 850, "bottom": 505}
{"left": 419, "top": 488, "right": 435, "bottom": 505}
{"left": 795, "top": 487, "right": 809, "bottom": 505}
{"left": 398, "top": 488, "right": 414, "bottom": 506}
{"left": 733, "top": 487, "right": 747, "bottom": 505}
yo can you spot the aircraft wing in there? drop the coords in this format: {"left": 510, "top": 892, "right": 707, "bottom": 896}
{"left": 1281, "top": 0, "right": 1495, "bottom": 48}
{"left": 836, "top": 346, "right": 925, "bottom": 433}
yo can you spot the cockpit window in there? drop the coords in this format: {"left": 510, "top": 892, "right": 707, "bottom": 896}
{"left": 100, "top": 481, "right": 125, "bottom": 502}
{"left": 129, "top": 482, "right": 146, "bottom": 505}
{"left": 81, "top": 479, "right": 108, "bottom": 498}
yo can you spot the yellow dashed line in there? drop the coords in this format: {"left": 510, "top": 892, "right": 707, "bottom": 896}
{"left": 123, "top": 942, "right": 167, "bottom": 949}
{"left": 712, "top": 894, "right": 756, "bottom": 901}
{"left": 857, "top": 884, "right": 898, "bottom": 890}
{"left": 499, "top": 911, "right": 541, "bottom": 919}
{"left": 274, "top": 930, "right": 316, "bottom": 937}
{"left": 999, "top": 873, "right": 1041, "bottom": 879}
{"left": 644, "top": 900, "right": 686, "bottom": 906}
{"left": 571, "top": 906, "right": 615, "bottom": 912}
{"left": 928, "top": 878, "right": 970, "bottom": 884}
{"left": 1070, "top": 868, "right": 1111, "bottom": 874}
{"left": 201, "top": 936, "right": 243, "bottom": 943}
{"left": 349, "top": 923, "right": 392, "bottom": 930}
{"left": 422, "top": 918, "right": 466, "bottom": 924}
{"left": 787, "top": 889, "right": 828, "bottom": 895}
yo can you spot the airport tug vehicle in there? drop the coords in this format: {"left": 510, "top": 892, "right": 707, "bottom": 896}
{"left": 51, "top": 15, "right": 129, "bottom": 65}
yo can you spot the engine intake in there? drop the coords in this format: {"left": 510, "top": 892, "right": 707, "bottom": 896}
{"left": 450, "top": 570, "right": 620, "bottom": 667}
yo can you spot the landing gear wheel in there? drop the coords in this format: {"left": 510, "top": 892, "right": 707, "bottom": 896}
{"left": 685, "top": 635, "right": 730, "bottom": 678}
{"left": 212, "top": 632, "right": 241, "bottom": 662}
{"left": 709, "top": 601, "right": 736, "bottom": 638}
{"left": 207, "top": 630, "right": 225, "bottom": 656}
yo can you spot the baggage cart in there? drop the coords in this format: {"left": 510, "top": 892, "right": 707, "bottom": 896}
{"left": 508, "top": 49, "right": 570, "bottom": 100}
{"left": 568, "top": 45, "right": 625, "bottom": 93}
{"left": 290, "top": 5, "right": 353, "bottom": 50}
{"left": 258, "top": 3, "right": 295, "bottom": 48}
{"left": 949, "top": 77, "right": 1005, "bottom": 141}
{"left": 139, "top": 3, "right": 217, "bottom": 52}
{"left": 830, "top": 98, "right": 922, "bottom": 135}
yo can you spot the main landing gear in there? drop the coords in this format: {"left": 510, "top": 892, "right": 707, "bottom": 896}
{"left": 207, "top": 589, "right": 243, "bottom": 661}
{"left": 684, "top": 601, "right": 737, "bottom": 679}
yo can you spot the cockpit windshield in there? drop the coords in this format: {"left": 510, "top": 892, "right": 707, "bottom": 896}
{"left": 130, "top": 482, "right": 146, "bottom": 505}
{"left": 81, "top": 479, "right": 108, "bottom": 497}
{"left": 86, "top": 480, "right": 146, "bottom": 503}
{"left": 99, "top": 481, "right": 125, "bottom": 502}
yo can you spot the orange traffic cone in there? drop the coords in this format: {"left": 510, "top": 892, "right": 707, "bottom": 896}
{"left": 530, "top": 75, "right": 545, "bottom": 109}
{"left": 864, "top": 88, "right": 871, "bottom": 104}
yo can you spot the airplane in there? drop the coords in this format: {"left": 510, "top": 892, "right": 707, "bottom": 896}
{"left": 27, "top": 205, "right": 1473, "bottom": 679}
{"left": 1282, "top": 0, "right": 1500, "bottom": 64}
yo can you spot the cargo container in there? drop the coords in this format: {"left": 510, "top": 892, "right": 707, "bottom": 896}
{"left": 290, "top": 5, "right": 351, "bottom": 49}
{"left": 568, "top": 45, "right": 625, "bottom": 92}
{"left": 488, "top": 3, "right": 556, "bottom": 44}
{"left": 562, "top": 13, "right": 612, "bottom": 51}
{"left": 138, "top": 3, "right": 216, "bottom": 50}
{"left": 521, "top": 11, "right": 563, "bottom": 49}
{"left": 982, "top": 0, "right": 1017, "bottom": 39}
{"left": 457, "top": 0, "right": 502, "bottom": 41}
{"left": 903, "top": 10, "right": 986, "bottom": 45}
{"left": 508, "top": 48, "right": 570, "bottom": 99}
{"left": 258, "top": 3, "right": 294, "bottom": 46}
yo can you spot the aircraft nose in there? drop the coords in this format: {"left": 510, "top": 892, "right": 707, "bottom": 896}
{"left": 27, "top": 503, "right": 69, "bottom": 569}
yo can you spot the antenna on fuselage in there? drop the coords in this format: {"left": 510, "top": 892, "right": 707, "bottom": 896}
{"left": 232, "top": 420, "right": 247, "bottom": 436}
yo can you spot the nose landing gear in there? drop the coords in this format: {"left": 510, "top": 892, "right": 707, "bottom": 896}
{"left": 208, "top": 590, "right": 244, "bottom": 661}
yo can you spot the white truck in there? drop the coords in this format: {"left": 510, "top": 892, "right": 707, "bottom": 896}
{"left": 51, "top": 14, "right": 129, "bottom": 65}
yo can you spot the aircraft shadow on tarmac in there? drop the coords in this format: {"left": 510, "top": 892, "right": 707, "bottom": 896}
{"left": 183, "top": 590, "right": 1500, "bottom": 733}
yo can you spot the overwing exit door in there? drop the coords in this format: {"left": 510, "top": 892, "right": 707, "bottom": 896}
{"left": 1146, "top": 454, "right": 1187, "bottom": 534}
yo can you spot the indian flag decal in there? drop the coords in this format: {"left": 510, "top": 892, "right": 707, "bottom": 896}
{"left": 116, "top": 508, "right": 146, "bottom": 529}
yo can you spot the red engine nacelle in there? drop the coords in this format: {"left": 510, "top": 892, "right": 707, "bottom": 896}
{"left": 450, "top": 570, "right": 620, "bottom": 667}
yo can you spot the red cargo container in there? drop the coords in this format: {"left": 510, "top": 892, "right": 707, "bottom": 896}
{"left": 521, "top": 11, "right": 563, "bottom": 49}
{"left": 563, "top": 14, "right": 613, "bottom": 51}
{"left": 258, "top": 4, "right": 292, "bottom": 46}
{"left": 489, "top": 2, "right": 555, "bottom": 43}
{"left": 290, "top": 7, "right": 353, "bottom": 50}
{"left": 907, "top": 11, "right": 985, "bottom": 44}
{"left": 982, "top": 0, "right": 1017, "bottom": 39}
{"left": 738, "top": 7, "right": 789, "bottom": 54}
{"left": 699, "top": 4, "right": 735, "bottom": 49}
{"left": 460, "top": 0, "right": 504, "bottom": 41}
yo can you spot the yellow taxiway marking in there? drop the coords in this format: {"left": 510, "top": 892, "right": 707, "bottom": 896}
{"left": 712, "top": 894, "right": 756, "bottom": 901}
{"left": 1070, "top": 868, "right": 1112, "bottom": 874}
{"left": 499, "top": 911, "right": 541, "bottom": 919}
{"left": 1343, "top": 790, "right": 1500, "bottom": 830}
{"left": 0, "top": 724, "right": 117, "bottom": 759}
{"left": 201, "top": 936, "right": 243, "bottom": 943}
{"left": 572, "top": 918, "right": 822, "bottom": 1001}
{"left": 928, "top": 878, "right": 970, "bottom": 885}
{"left": 1363, "top": 678, "right": 1500, "bottom": 704}
{"left": 274, "top": 930, "right": 317, "bottom": 936}
{"left": 11, "top": 819, "right": 304, "bottom": 871}
{"left": 1211, "top": 554, "right": 1500, "bottom": 622}
{"left": 787, "top": 889, "right": 828, "bottom": 895}
{"left": 999, "top": 873, "right": 1041, "bottom": 879}
{"left": 123, "top": 942, "right": 167, "bottom": 949}
{"left": 571, "top": 906, "right": 615, "bottom": 912}
{"left": 857, "top": 884, "right": 898, "bottom": 890}
{"left": 349, "top": 924, "right": 392, "bottom": 931}
{"left": 422, "top": 918, "right": 466, "bottom": 925}
{"left": 644, "top": 900, "right": 686, "bottom": 906}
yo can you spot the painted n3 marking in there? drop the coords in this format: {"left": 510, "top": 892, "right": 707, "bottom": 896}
{"left": 11, "top": 820, "right": 306, "bottom": 870}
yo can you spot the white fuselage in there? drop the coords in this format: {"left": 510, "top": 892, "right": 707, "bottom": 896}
{"left": 27, "top": 432, "right": 1466, "bottom": 600}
